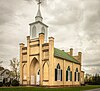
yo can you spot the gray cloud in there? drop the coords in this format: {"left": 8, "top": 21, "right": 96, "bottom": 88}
{"left": 0, "top": 0, "right": 100, "bottom": 75}
{"left": 47, "top": 0, "right": 100, "bottom": 75}
{"left": 0, "top": 2, "right": 14, "bottom": 24}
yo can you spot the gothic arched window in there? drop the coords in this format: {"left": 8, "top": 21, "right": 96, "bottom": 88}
{"left": 55, "top": 63, "right": 62, "bottom": 81}
{"left": 57, "top": 63, "right": 60, "bottom": 69}
{"left": 31, "top": 26, "right": 36, "bottom": 38}
{"left": 37, "top": 70, "right": 40, "bottom": 75}
{"left": 75, "top": 68, "right": 80, "bottom": 81}
{"left": 66, "top": 66, "right": 72, "bottom": 81}
{"left": 41, "top": 27, "right": 45, "bottom": 34}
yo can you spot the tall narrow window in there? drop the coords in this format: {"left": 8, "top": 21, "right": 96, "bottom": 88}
{"left": 66, "top": 66, "right": 72, "bottom": 81}
{"left": 55, "top": 63, "right": 62, "bottom": 81}
{"left": 41, "top": 27, "right": 45, "bottom": 34}
{"left": 31, "top": 26, "right": 36, "bottom": 38}
{"left": 75, "top": 68, "right": 80, "bottom": 81}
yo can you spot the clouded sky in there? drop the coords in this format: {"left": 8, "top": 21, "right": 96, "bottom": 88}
{"left": 0, "top": 0, "right": 100, "bottom": 75}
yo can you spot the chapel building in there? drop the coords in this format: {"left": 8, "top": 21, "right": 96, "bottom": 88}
{"left": 19, "top": 1, "right": 84, "bottom": 86}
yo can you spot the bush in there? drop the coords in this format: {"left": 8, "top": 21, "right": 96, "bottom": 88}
{"left": 11, "top": 79, "right": 19, "bottom": 86}
{"left": 4, "top": 82, "right": 11, "bottom": 87}
{"left": 0, "top": 82, "right": 3, "bottom": 87}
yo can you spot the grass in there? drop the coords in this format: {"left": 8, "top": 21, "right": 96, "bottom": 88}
{"left": 0, "top": 85, "right": 100, "bottom": 91}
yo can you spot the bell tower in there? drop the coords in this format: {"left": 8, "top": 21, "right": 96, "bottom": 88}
{"left": 29, "top": 0, "right": 48, "bottom": 42}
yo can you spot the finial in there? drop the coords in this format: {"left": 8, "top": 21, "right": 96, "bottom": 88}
{"left": 35, "top": 0, "right": 43, "bottom": 22}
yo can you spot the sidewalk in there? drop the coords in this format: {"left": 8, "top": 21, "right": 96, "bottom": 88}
{"left": 84, "top": 88, "right": 100, "bottom": 91}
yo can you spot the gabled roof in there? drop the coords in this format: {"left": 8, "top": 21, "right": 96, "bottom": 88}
{"left": 0, "top": 69, "right": 10, "bottom": 75}
{"left": 54, "top": 48, "right": 80, "bottom": 64}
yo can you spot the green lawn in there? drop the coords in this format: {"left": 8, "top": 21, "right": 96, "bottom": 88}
{"left": 0, "top": 85, "right": 100, "bottom": 91}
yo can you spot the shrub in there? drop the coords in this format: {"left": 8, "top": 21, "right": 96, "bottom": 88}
{"left": 0, "top": 82, "right": 3, "bottom": 87}
{"left": 4, "top": 82, "right": 11, "bottom": 87}
{"left": 11, "top": 79, "right": 19, "bottom": 86}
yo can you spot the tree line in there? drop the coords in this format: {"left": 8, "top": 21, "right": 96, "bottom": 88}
{"left": 85, "top": 74, "right": 100, "bottom": 85}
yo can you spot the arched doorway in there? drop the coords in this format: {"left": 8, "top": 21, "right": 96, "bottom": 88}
{"left": 30, "top": 57, "right": 40, "bottom": 85}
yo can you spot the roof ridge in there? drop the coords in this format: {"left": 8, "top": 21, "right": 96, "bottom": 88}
{"left": 0, "top": 69, "right": 9, "bottom": 75}
{"left": 54, "top": 48, "right": 80, "bottom": 64}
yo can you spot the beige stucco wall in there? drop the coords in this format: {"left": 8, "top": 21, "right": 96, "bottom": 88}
{"left": 22, "top": 55, "right": 27, "bottom": 61}
{"left": 30, "top": 47, "right": 39, "bottom": 55}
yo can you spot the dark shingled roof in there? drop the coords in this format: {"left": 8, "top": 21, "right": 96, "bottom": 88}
{"left": 54, "top": 48, "right": 80, "bottom": 64}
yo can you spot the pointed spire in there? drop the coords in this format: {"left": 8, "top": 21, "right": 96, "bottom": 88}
{"left": 35, "top": 0, "right": 43, "bottom": 22}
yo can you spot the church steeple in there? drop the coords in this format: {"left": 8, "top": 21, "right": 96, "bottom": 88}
{"left": 29, "top": 0, "right": 48, "bottom": 42}
{"left": 35, "top": 0, "right": 43, "bottom": 22}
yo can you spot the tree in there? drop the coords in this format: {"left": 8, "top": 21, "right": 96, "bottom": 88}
{"left": 10, "top": 58, "right": 19, "bottom": 80}
{"left": 0, "top": 61, "right": 4, "bottom": 71}
{"left": 85, "top": 73, "right": 100, "bottom": 85}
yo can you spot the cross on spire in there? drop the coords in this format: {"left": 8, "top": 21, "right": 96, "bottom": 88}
{"left": 37, "top": 0, "right": 41, "bottom": 12}
{"left": 38, "top": 0, "right": 42, "bottom": 5}
{"left": 35, "top": 0, "right": 43, "bottom": 22}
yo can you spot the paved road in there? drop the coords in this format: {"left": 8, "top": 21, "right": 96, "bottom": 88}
{"left": 84, "top": 88, "right": 100, "bottom": 91}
